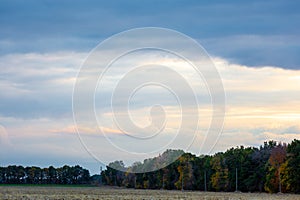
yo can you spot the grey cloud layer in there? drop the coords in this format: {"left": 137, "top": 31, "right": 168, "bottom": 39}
{"left": 0, "top": 0, "right": 299, "bottom": 69}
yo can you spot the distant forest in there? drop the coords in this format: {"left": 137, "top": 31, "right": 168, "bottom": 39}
{"left": 0, "top": 165, "right": 90, "bottom": 185}
{"left": 1, "top": 139, "right": 299, "bottom": 193}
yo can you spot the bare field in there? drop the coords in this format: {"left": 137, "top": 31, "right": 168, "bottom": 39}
{"left": 0, "top": 186, "right": 300, "bottom": 200}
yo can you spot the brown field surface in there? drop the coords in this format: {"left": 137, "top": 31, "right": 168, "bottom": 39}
{"left": 0, "top": 186, "right": 300, "bottom": 200}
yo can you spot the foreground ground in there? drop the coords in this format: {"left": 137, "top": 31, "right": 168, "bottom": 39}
{"left": 0, "top": 186, "right": 300, "bottom": 200}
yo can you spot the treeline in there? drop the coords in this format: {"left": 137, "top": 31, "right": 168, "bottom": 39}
{"left": 1, "top": 139, "right": 299, "bottom": 193}
{"left": 0, "top": 165, "right": 90, "bottom": 185}
{"left": 102, "top": 139, "right": 300, "bottom": 193}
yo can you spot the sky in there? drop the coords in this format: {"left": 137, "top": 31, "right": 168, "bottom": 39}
{"left": 0, "top": 0, "right": 300, "bottom": 174}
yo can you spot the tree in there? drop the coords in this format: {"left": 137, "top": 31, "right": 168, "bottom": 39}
{"left": 102, "top": 161, "right": 126, "bottom": 186}
{"left": 210, "top": 153, "right": 229, "bottom": 191}
{"left": 264, "top": 142, "right": 287, "bottom": 193}
{"left": 283, "top": 139, "right": 300, "bottom": 193}
{"left": 174, "top": 153, "right": 195, "bottom": 190}
{"left": 48, "top": 166, "right": 57, "bottom": 184}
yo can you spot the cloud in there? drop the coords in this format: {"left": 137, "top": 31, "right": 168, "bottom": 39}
{"left": 50, "top": 124, "right": 123, "bottom": 136}
{"left": 0, "top": 49, "right": 299, "bottom": 173}
{"left": 203, "top": 35, "right": 300, "bottom": 69}
{"left": 0, "top": 52, "right": 86, "bottom": 119}
{"left": 0, "top": 1, "right": 299, "bottom": 69}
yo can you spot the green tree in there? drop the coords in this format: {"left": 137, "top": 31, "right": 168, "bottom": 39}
{"left": 175, "top": 153, "right": 195, "bottom": 190}
{"left": 284, "top": 139, "right": 300, "bottom": 193}
{"left": 210, "top": 153, "right": 229, "bottom": 191}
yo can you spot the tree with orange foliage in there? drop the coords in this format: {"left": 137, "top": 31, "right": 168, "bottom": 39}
{"left": 264, "top": 142, "right": 287, "bottom": 193}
